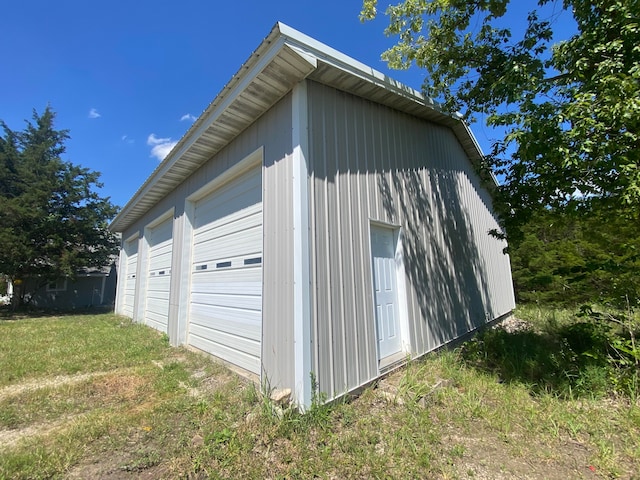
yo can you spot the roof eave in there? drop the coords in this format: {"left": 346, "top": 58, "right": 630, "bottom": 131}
{"left": 110, "top": 23, "right": 316, "bottom": 233}
{"left": 110, "top": 22, "right": 489, "bottom": 233}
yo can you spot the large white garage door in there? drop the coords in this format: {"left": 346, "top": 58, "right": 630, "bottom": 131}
{"left": 122, "top": 237, "right": 138, "bottom": 318}
{"left": 189, "top": 166, "right": 263, "bottom": 375}
{"left": 144, "top": 217, "right": 173, "bottom": 333}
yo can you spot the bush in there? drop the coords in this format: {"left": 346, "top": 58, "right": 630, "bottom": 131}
{"left": 461, "top": 307, "right": 640, "bottom": 400}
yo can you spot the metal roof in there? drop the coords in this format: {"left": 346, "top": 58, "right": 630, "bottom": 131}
{"left": 109, "top": 22, "right": 484, "bottom": 233}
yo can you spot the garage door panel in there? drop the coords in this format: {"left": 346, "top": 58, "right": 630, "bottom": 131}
{"left": 148, "top": 247, "right": 172, "bottom": 267}
{"left": 149, "top": 219, "right": 173, "bottom": 246}
{"left": 146, "top": 292, "right": 170, "bottom": 305}
{"left": 188, "top": 334, "right": 260, "bottom": 374}
{"left": 190, "top": 324, "right": 260, "bottom": 356}
{"left": 194, "top": 171, "right": 261, "bottom": 229}
{"left": 147, "top": 319, "right": 168, "bottom": 333}
{"left": 196, "top": 167, "right": 260, "bottom": 213}
{"left": 192, "top": 228, "right": 262, "bottom": 265}
{"left": 146, "top": 304, "right": 170, "bottom": 329}
{"left": 193, "top": 208, "right": 261, "bottom": 245}
{"left": 190, "top": 277, "right": 262, "bottom": 296}
{"left": 189, "top": 165, "right": 262, "bottom": 376}
{"left": 190, "top": 307, "right": 261, "bottom": 341}
{"left": 190, "top": 291, "right": 262, "bottom": 313}
{"left": 122, "top": 239, "right": 138, "bottom": 318}
{"left": 191, "top": 266, "right": 262, "bottom": 284}
{"left": 147, "top": 275, "right": 171, "bottom": 292}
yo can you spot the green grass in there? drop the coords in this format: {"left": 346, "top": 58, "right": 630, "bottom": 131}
{"left": 0, "top": 314, "right": 169, "bottom": 386}
{"left": 0, "top": 310, "right": 639, "bottom": 479}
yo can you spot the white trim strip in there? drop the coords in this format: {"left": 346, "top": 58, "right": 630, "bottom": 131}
{"left": 292, "top": 81, "right": 312, "bottom": 410}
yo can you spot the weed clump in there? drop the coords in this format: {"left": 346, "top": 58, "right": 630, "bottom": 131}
{"left": 461, "top": 306, "right": 639, "bottom": 400}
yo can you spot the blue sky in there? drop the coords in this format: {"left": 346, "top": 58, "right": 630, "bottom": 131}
{"left": 1, "top": 1, "right": 574, "bottom": 210}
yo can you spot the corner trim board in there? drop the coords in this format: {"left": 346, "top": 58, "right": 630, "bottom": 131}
{"left": 292, "top": 80, "right": 313, "bottom": 410}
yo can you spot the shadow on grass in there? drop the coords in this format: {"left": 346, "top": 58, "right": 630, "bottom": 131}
{"left": 459, "top": 320, "right": 628, "bottom": 399}
{"left": 0, "top": 304, "right": 114, "bottom": 321}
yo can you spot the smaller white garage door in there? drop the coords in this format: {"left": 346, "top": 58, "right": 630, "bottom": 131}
{"left": 144, "top": 217, "right": 173, "bottom": 333}
{"left": 122, "top": 237, "right": 138, "bottom": 318}
{"left": 189, "top": 166, "right": 262, "bottom": 375}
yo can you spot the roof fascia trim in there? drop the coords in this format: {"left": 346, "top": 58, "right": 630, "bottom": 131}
{"left": 111, "top": 24, "right": 320, "bottom": 233}
{"left": 277, "top": 22, "right": 442, "bottom": 113}
{"left": 110, "top": 35, "right": 288, "bottom": 232}
{"left": 277, "top": 24, "right": 490, "bottom": 183}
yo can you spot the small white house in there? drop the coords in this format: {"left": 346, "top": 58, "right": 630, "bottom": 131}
{"left": 109, "top": 23, "right": 515, "bottom": 408}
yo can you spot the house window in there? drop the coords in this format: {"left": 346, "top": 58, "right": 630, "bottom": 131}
{"left": 47, "top": 278, "right": 67, "bottom": 292}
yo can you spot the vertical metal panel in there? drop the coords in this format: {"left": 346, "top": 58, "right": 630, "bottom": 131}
{"left": 328, "top": 89, "right": 347, "bottom": 395}
{"left": 291, "top": 82, "right": 313, "bottom": 409}
{"left": 168, "top": 210, "right": 184, "bottom": 346}
{"left": 309, "top": 86, "right": 335, "bottom": 397}
{"left": 260, "top": 94, "right": 297, "bottom": 392}
{"left": 114, "top": 241, "right": 126, "bottom": 315}
{"left": 307, "top": 81, "right": 515, "bottom": 400}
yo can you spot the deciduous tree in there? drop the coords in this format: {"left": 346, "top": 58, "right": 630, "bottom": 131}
{"left": 361, "top": 0, "right": 640, "bottom": 241}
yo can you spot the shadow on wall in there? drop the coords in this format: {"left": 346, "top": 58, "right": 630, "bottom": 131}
{"left": 381, "top": 164, "right": 499, "bottom": 350}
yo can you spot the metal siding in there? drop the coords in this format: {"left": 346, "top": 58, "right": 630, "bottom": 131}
{"left": 329, "top": 90, "right": 347, "bottom": 395}
{"left": 309, "top": 87, "right": 337, "bottom": 398}
{"left": 260, "top": 94, "right": 297, "bottom": 392}
{"left": 168, "top": 211, "right": 184, "bottom": 345}
{"left": 341, "top": 96, "right": 364, "bottom": 386}
{"left": 307, "top": 81, "right": 515, "bottom": 400}
{"left": 23, "top": 276, "right": 110, "bottom": 310}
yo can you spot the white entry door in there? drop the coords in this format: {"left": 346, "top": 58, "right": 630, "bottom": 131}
{"left": 371, "top": 225, "right": 402, "bottom": 360}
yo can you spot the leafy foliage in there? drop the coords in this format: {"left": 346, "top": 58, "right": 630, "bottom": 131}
{"left": 0, "top": 107, "right": 119, "bottom": 301}
{"left": 361, "top": 0, "right": 640, "bottom": 240}
{"left": 509, "top": 203, "right": 640, "bottom": 308}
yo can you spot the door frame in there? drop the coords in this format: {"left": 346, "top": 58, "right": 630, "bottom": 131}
{"left": 369, "top": 221, "right": 411, "bottom": 369}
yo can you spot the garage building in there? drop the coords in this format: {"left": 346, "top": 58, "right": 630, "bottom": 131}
{"left": 109, "top": 22, "right": 515, "bottom": 408}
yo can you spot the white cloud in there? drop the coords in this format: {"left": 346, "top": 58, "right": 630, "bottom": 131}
{"left": 88, "top": 108, "right": 101, "bottom": 119}
{"left": 180, "top": 113, "right": 197, "bottom": 122}
{"left": 121, "top": 135, "right": 134, "bottom": 144}
{"left": 147, "top": 133, "right": 177, "bottom": 161}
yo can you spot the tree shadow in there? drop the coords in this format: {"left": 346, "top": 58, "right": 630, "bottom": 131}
{"left": 459, "top": 321, "right": 621, "bottom": 398}
{"left": 305, "top": 82, "right": 514, "bottom": 397}
{"left": 0, "top": 304, "right": 114, "bottom": 321}
{"left": 378, "top": 149, "right": 508, "bottom": 351}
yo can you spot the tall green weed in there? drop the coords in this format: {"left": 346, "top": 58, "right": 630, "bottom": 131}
{"left": 462, "top": 306, "right": 639, "bottom": 399}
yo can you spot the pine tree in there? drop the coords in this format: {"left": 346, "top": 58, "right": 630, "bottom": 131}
{"left": 0, "top": 107, "right": 119, "bottom": 306}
